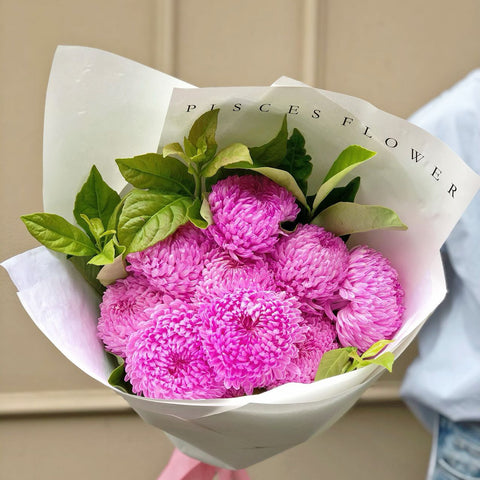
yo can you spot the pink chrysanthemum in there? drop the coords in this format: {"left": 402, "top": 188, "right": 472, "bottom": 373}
{"left": 195, "top": 248, "right": 275, "bottom": 301}
{"left": 198, "top": 289, "right": 306, "bottom": 394}
{"left": 126, "top": 223, "right": 215, "bottom": 300}
{"left": 269, "top": 313, "right": 339, "bottom": 387}
{"left": 97, "top": 275, "right": 167, "bottom": 357}
{"left": 207, "top": 174, "right": 299, "bottom": 259}
{"left": 124, "top": 300, "right": 226, "bottom": 400}
{"left": 268, "top": 224, "right": 349, "bottom": 312}
{"left": 335, "top": 245, "right": 405, "bottom": 352}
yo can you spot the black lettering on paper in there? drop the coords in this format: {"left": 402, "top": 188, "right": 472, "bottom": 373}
{"left": 448, "top": 183, "right": 457, "bottom": 198}
{"left": 431, "top": 166, "right": 442, "bottom": 181}
{"left": 411, "top": 149, "right": 424, "bottom": 163}
{"left": 288, "top": 105, "right": 300, "bottom": 115}
{"left": 363, "top": 126, "right": 373, "bottom": 138}
{"left": 385, "top": 137, "right": 398, "bottom": 148}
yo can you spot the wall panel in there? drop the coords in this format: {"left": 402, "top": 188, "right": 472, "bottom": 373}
{"left": 322, "top": 0, "right": 480, "bottom": 117}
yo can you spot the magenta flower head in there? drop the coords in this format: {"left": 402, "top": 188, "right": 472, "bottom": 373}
{"left": 195, "top": 248, "right": 275, "bottom": 301}
{"left": 268, "top": 224, "right": 349, "bottom": 312}
{"left": 97, "top": 275, "right": 167, "bottom": 357}
{"left": 207, "top": 174, "right": 300, "bottom": 260}
{"left": 199, "top": 289, "right": 306, "bottom": 395}
{"left": 335, "top": 245, "right": 405, "bottom": 352}
{"left": 126, "top": 223, "right": 214, "bottom": 300}
{"left": 124, "top": 300, "right": 226, "bottom": 400}
{"left": 269, "top": 313, "right": 339, "bottom": 387}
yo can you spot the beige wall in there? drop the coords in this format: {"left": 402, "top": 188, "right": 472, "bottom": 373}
{"left": 1, "top": 1, "right": 478, "bottom": 479}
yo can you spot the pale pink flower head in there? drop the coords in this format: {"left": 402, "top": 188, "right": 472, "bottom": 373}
{"left": 335, "top": 245, "right": 405, "bottom": 353}
{"left": 126, "top": 223, "right": 215, "bottom": 300}
{"left": 124, "top": 300, "right": 226, "bottom": 400}
{"left": 199, "top": 289, "right": 306, "bottom": 394}
{"left": 97, "top": 275, "right": 166, "bottom": 357}
{"left": 195, "top": 248, "right": 275, "bottom": 301}
{"left": 268, "top": 224, "right": 349, "bottom": 312}
{"left": 207, "top": 174, "right": 300, "bottom": 260}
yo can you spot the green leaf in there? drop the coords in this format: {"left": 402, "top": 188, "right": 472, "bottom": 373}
{"left": 188, "top": 109, "right": 219, "bottom": 160}
{"left": 201, "top": 143, "right": 253, "bottom": 178}
{"left": 79, "top": 215, "right": 104, "bottom": 243}
{"left": 163, "top": 142, "right": 186, "bottom": 161}
{"left": 225, "top": 164, "right": 308, "bottom": 208}
{"left": 315, "top": 348, "right": 352, "bottom": 381}
{"left": 74, "top": 165, "right": 121, "bottom": 235}
{"left": 313, "top": 146, "right": 376, "bottom": 210}
{"left": 106, "top": 198, "right": 125, "bottom": 232}
{"left": 67, "top": 256, "right": 105, "bottom": 296}
{"left": 249, "top": 115, "right": 288, "bottom": 167}
{"left": 314, "top": 176, "right": 361, "bottom": 214}
{"left": 362, "top": 339, "right": 393, "bottom": 359}
{"left": 365, "top": 352, "right": 395, "bottom": 372}
{"left": 107, "top": 355, "right": 133, "bottom": 394}
{"left": 312, "top": 202, "right": 407, "bottom": 236}
{"left": 277, "top": 128, "right": 313, "bottom": 195}
{"left": 116, "top": 153, "right": 195, "bottom": 195}
{"left": 187, "top": 198, "right": 210, "bottom": 229}
{"left": 88, "top": 238, "right": 116, "bottom": 265}
{"left": 117, "top": 190, "right": 192, "bottom": 253}
{"left": 183, "top": 137, "right": 198, "bottom": 159}
{"left": 21, "top": 213, "right": 98, "bottom": 256}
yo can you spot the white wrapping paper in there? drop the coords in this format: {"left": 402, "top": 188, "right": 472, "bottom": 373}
{"left": 3, "top": 46, "right": 480, "bottom": 469}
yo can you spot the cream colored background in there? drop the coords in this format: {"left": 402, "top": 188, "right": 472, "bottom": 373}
{"left": 1, "top": 1, "right": 478, "bottom": 479}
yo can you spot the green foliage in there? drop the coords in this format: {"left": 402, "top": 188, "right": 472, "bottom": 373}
{"left": 313, "top": 145, "right": 376, "bottom": 210}
{"left": 277, "top": 128, "right": 312, "bottom": 195}
{"left": 74, "top": 165, "right": 121, "bottom": 237}
{"left": 21, "top": 213, "right": 97, "bottom": 256}
{"left": 315, "top": 340, "right": 395, "bottom": 381}
{"left": 312, "top": 202, "right": 408, "bottom": 236}
{"left": 107, "top": 355, "right": 133, "bottom": 394}
{"left": 201, "top": 143, "right": 253, "bottom": 178}
{"left": 116, "top": 153, "right": 195, "bottom": 194}
{"left": 117, "top": 190, "right": 192, "bottom": 253}
{"left": 249, "top": 116, "right": 288, "bottom": 166}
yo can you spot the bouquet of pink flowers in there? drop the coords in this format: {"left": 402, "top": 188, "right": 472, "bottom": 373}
{"left": 3, "top": 46, "right": 479, "bottom": 470}
{"left": 23, "top": 107, "right": 405, "bottom": 401}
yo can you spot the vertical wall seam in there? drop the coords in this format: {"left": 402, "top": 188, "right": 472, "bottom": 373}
{"left": 152, "top": 0, "right": 176, "bottom": 75}
{"left": 318, "top": 0, "right": 328, "bottom": 89}
{"left": 302, "top": 0, "right": 320, "bottom": 87}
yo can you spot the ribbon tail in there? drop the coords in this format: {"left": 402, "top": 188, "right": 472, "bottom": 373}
{"left": 217, "top": 468, "right": 251, "bottom": 480}
{"left": 157, "top": 448, "right": 217, "bottom": 480}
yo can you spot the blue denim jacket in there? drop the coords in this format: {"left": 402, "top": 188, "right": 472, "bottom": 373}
{"left": 401, "top": 70, "right": 480, "bottom": 430}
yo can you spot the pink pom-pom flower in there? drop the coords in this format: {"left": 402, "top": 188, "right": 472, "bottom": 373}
{"left": 268, "top": 224, "right": 349, "bottom": 313}
{"left": 268, "top": 313, "right": 339, "bottom": 387}
{"left": 207, "top": 174, "right": 299, "bottom": 260}
{"left": 335, "top": 245, "right": 405, "bottom": 352}
{"left": 97, "top": 275, "right": 167, "bottom": 357}
{"left": 198, "top": 289, "right": 306, "bottom": 395}
{"left": 125, "top": 223, "right": 215, "bottom": 300}
{"left": 290, "top": 315, "right": 339, "bottom": 384}
{"left": 195, "top": 248, "right": 275, "bottom": 301}
{"left": 124, "top": 300, "right": 226, "bottom": 400}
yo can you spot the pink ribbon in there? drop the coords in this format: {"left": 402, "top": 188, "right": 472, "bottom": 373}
{"left": 158, "top": 448, "right": 250, "bottom": 480}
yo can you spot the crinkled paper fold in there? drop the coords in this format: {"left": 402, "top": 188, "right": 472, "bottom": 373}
{"left": 3, "top": 46, "right": 480, "bottom": 469}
